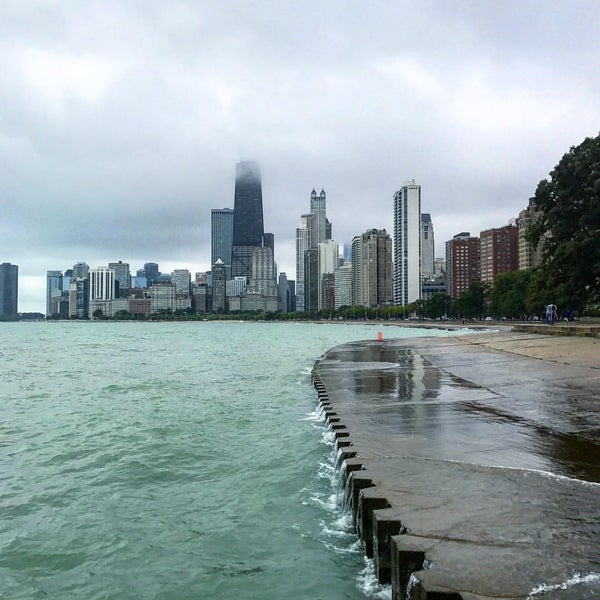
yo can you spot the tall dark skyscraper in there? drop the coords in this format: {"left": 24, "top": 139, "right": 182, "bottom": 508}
{"left": 211, "top": 208, "right": 234, "bottom": 279}
{"left": 0, "top": 262, "right": 19, "bottom": 321}
{"left": 231, "top": 161, "right": 265, "bottom": 281}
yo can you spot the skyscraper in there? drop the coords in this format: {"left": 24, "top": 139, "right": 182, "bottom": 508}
{"left": 0, "top": 262, "right": 18, "bottom": 321}
{"left": 296, "top": 189, "right": 332, "bottom": 312}
{"left": 211, "top": 259, "right": 227, "bottom": 312}
{"left": 108, "top": 261, "right": 131, "bottom": 297}
{"left": 351, "top": 230, "right": 393, "bottom": 308}
{"left": 334, "top": 261, "right": 352, "bottom": 309}
{"left": 480, "top": 224, "right": 518, "bottom": 283}
{"left": 318, "top": 240, "right": 339, "bottom": 310}
{"left": 351, "top": 235, "right": 363, "bottom": 307}
{"left": 278, "top": 272, "right": 291, "bottom": 313}
{"left": 363, "top": 229, "right": 393, "bottom": 308}
{"left": 69, "top": 278, "right": 89, "bottom": 319}
{"left": 295, "top": 214, "right": 311, "bottom": 312}
{"left": 89, "top": 267, "right": 116, "bottom": 318}
{"left": 90, "top": 267, "right": 116, "bottom": 301}
{"left": 144, "top": 263, "right": 159, "bottom": 284}
{"left": 445, "top": 232, "right": 480, "bottom": 298}
{"left": 420, "top": 213, "right": 435, "bottom": 281}
{"left": 150, "top": 281, "right": 176, "bottom": 314}
{"left": 393, "top": 180, "right": 422, "bottom": 306}
{"left": 310, "top": 189, "right": 327, "bottom": 247}
{"left": 171, "top": 269, "right": 192, "bottom": 295}
{"left": 46, "top": 270, "right": 63, "bottom": 317}
{"left": 211, "top": 208, "right": 234, "bottom": 279}
{"left": 245, "top": 247, "right": 278, "bottom": 311}
{"left": 304, "top": 249, "right": 319, "bottom": 314}
{"left": 72, "top": 262, "right": 90, "bottom": 280}
{"left": 517, "top": 198, "right": 543, "bottom": 270}
{"left": 231, "top": 161, "right": 265, "bottom": 281}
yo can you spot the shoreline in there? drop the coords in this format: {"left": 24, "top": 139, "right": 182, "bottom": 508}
{"left": 312, "top": 330, "right": 600, "bottom": 599}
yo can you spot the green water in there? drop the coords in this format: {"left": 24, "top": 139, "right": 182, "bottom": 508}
{"left": 0, "top": 321, "right": 455, "bottom": 599}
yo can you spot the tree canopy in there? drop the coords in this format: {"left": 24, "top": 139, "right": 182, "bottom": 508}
{"left": 528, "top": 133, "right": 600, "bottom": 311}
{"left": 489, "top": 269, "right": 531, "bottom": 318}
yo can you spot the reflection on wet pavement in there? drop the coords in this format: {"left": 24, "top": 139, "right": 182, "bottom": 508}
{"left": 314, "top": 336, "right": 600, "bottom": 599}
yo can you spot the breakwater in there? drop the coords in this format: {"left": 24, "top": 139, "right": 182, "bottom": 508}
{"left": 312, "top": 333, "right": 600, "bottom": 599}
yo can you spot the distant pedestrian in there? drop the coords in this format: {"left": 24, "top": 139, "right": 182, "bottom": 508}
{"left": 546, "top": 304, "right": 556, "bottom": 325}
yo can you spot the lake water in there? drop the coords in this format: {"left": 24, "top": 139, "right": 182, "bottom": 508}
{"left": 0, "top": 321, "right": 460, "bottom": 599}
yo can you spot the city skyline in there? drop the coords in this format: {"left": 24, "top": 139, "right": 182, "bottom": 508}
{"left": 2, "top": 2, "right": 599, "bottom": 313}
{"left": 2, "top": 156, "right": 591, "bottom": 315}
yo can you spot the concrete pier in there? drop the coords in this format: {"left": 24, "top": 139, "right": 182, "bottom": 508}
{"left": 312, "top": 329, "right": 600, "bottom": 599}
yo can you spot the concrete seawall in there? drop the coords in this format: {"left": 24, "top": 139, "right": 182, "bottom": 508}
{"left": 312, "top": 329, "right": 600, "bottom": 599}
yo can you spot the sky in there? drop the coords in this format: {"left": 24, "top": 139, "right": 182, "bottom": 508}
{"left": 2, "top": 1, "right": 599, "bottom": 313}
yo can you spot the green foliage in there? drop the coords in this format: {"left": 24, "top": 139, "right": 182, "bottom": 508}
{"left": 113, "top": 310, "right": 132, "bottom": 320}
{"left": 528, "top": 133, "right": 600, "bottom": 311}
{"left": 423, "top": 293, "right": 451, "bottom": 319}
{"left": 489, "top": 270, "right": 531, "bottom": 318}
{"left": 453, "top": 282, "right": 488, "bottom": 319}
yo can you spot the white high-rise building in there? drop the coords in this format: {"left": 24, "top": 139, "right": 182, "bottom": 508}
{"left": 90, "top": 267, "right": 116, "bottom": 301}
{"left": 393, "top": 180, "right": 422, "bottom": 306}
{"left": 351, "top": 235, "right": 363, "bottom": 307}
{"left": 89, "top": 266, "right": 116, "bottom": 318}
{"left": 334, "top": 261, "right": 352, "bottom": 309}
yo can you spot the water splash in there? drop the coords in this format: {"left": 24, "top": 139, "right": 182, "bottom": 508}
{"left": 311, "top": 415, "right": 390, "bottom": 599}
{"left": 321, "top": 429, "right": 335, "bottom": 446}
{"left": 406, "top": 573, "right": 419, "bottom": 598}
{"left": 356, "top": 557, "right": 392, "bottom": 599}
{"left": 527, "top": 572, "right": 600, "bottom": 597}
{"left": 301, "top": 410, "right": 321, "bottom": 422}
{"left": 317, "top": 460, "right": 335, "bottom": 481}
{"left": 421, "top": 456, "right": 600, "bottom": 488}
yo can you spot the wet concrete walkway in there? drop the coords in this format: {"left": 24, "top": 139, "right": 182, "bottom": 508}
{"left": 312, "top": 330, "right": 600, "bottom": 599}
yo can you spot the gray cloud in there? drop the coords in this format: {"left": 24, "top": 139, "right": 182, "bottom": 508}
{"left": 1, "top": 0, "right": 599, "bottom": 311}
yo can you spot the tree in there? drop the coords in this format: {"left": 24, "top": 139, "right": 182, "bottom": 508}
{"left": 424, "top": 293, "right": 451, "bottom": 319}
{"left": 528, "top": 133, "right": 600, "bottom": 312}
{"left": 454, "top": 282, "right": 487, "bottom": 319}
{"left": 489, "top": 270, "right": 531, "bottom": 318}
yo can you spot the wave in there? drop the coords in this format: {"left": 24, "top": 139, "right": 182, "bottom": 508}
{"left": 418, "top": 456, "right": 600, "bottom": 488}
{"left": 527, "top": 572, "right": 600, "bottom": 597}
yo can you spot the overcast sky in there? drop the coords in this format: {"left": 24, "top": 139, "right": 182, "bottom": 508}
{"left": 2, "top": 0, "right": 599, "bottom": 313}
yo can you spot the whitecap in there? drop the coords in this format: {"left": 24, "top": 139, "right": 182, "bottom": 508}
{"left": 301, "top": 410, "right": 321, "bottom": 422}
{"left": 356, "top": 557, "right": 392, "bottom": 599}
{"left": 527, "top": 572, "right": 600, "bottom": 597}
{"left": 321, "top": 430, "right": 335, "bottom": 446}
{"left": 420, "top": 456, "right": 600, "bottom": 488}
{"left": 320, "top": 538, "right": 363, "bottom": 556}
